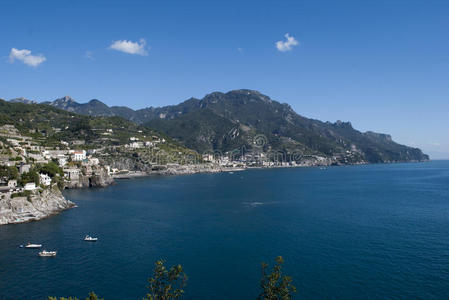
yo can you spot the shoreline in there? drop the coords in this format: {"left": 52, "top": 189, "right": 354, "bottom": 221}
{"left": 1, "top": 159, "right": 431, "bottom": 226}
{"left": 0, "top": 187, "right": 76, "bottom": 226}
{"left": 107, "top": 159, "right": 431, "bottom": 183}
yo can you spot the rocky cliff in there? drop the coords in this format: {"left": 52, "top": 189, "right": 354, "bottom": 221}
{"left": 0, "top": 187, "right": 75, "bottom": 225}
{"left": 64, "top": 165, "right": 114, "bottom": 189}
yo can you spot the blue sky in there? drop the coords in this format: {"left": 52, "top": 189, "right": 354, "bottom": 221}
{"left": 1, "top": 0, "right": 448, "bottom": 158}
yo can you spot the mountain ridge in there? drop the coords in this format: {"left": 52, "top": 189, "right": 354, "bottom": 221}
{"left": 9, "top": 90, "right": 429, "bottom": 164}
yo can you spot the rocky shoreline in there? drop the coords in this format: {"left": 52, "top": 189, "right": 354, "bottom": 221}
{"left": 0, "top": 166, "right": 113, "bottom": 226}
{"left": 0, "top": 186, "right": 75, "bottom": 225}
{"left": 112, "top": 164, "right": 245, "bottom": 179}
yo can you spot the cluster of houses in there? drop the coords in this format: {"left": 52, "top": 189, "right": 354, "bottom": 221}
{"left": 0, "top": 125, "right": 178, "bottom": 190}
{"left": 0, "top": 125, "right": 112, "bottom": 197}
{"left": 0, "top": 168, "right": 52, "bottom": 197}
{"left": 0, "top": 124, "right": 340, "bottom": 194}
{"left": 124, "top": 136, "right": 166, "bottom": 149}
{"left": 201, "top": 150, "right": 332, "bottom": 168}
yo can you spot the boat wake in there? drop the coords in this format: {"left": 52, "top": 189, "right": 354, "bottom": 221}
{"left": 244, "top": 202, "right": 265, "bottom": 207}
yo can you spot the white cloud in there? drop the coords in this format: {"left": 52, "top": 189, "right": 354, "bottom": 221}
{"left": 108, "top": 38, "right": 148, "bottom": 55}
{"left": 275, "top": 34, "right": 299, "bottom": 52}
{"left": 9, "top": 48, "right": 46, "bottom": 67}
{"left": 84, "top": 50, "right": 94, "bottom": 60}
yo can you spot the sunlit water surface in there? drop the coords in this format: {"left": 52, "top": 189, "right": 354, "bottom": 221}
{"left": 1, "top": 161, "right": 449, "bottom": 299}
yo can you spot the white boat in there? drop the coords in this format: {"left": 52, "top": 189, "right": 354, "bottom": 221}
{"left": 84, "top": 235, "right": 98, "bottom": 242}
{"left": 38, "top": 250, "right": 57, "bottom": 257}
{"left": 25, "top": 243, "right": 42, "bottom": 248}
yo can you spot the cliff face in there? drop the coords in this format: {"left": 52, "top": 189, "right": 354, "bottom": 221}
{"left": 0, "top": 187, "right": 75, "bottom": 225}
{"left": 65, "top": 165, "right": 114, "bottom": 189}
{"left": 89, "top": 166, "right": 115, "bottom": 187}
{"left": 0, "top": 166, "right": 114, "bottom": 225}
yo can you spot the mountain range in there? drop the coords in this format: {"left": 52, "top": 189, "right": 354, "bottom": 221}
{"left": 10, "top": 90, "right": 429, "bottom": 164}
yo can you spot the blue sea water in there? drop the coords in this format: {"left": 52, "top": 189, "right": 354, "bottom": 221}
{"left": 1, "top": 161, "right": 449, "bottom": 299}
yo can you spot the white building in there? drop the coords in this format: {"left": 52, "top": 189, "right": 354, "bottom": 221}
{"left": 6, "top": 139, "right": 20, "bottom": 147}
{"left": 71, "top": 150, "right": 86, "bottom": 161}
{"left": 127, "top": 142, "right": 143, "bottom": 149}
{"left": 64, "top": 169, "right": 80, "bottom": 180}
{"left": 42, "top": 150, "right": 51, "bottom": 159}
{"left": 88, "top": 157, "right": 100, "bottom": 165}
{"left": 202, "top": 154, "right": 216, "bottom": 163}
{"left": 39, "top": 173, "right": 52, "bottom": 186}
{"left": 58, "top": 156, "right": 68, "bottom": 167}
{"left": 19, "top": 164, "right": 31, "bottom": 174}
{"left": 8, "top": 180, "right": 17, "bottom": 189}
{"left": 24, "top": 182, "right": 36, "bottom": 191}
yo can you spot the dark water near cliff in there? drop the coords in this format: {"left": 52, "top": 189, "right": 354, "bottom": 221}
{"left": 1, "top": 161, "right": 449, "bottom": 299}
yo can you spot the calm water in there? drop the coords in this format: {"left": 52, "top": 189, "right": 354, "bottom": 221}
{"left": 1, "top": 161, "right": 449, "bottom": 299}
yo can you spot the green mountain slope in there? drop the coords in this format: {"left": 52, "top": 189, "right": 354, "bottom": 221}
{"left": 144, "top": 90, "right": 428, "bottom": 163}
{"left": 26, "top": 90, "right": 429, "bottom": 164}
{"left": 0, "top": 99, "right": 184, "bottom": 152}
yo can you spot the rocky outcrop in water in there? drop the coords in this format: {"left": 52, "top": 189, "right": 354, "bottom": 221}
{"left": 0, "top": 187, "right": 75, "bottom": 225}
{"left": 64, "top": 165, "right": 114, "bottom": 189}
{"left": 89, "top": 166, "right": 114, "bottom": 187}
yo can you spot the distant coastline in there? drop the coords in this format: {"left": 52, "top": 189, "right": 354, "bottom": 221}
{"left": 0, "top": 159, "right": 431, "bottom": 226}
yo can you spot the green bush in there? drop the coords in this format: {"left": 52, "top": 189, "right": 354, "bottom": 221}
{"left": 46, "top": 257, "right": 296, "bottom": 300}
{"left": 48, "top": 292, "right": 102, "bottom": 300}
{"left": 145, "top": 260, "right": 187, "bottom": 300}
{"left": 11, "top": 190, "right": 31, "bottom": 199}
{"left": 258, "top": 256, "right": 296, "bottom": 300}
{"left": 19, "top": 169, "right": 39, "bottom": 186}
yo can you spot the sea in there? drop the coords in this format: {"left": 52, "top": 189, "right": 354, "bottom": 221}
{"left": 1, "top": 161, "right": 448, "bottom": 299}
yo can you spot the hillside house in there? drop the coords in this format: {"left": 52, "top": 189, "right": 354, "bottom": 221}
{"left": 39, "top": 173, "right": 51, "bottom": 186}
{"left": 24, "top": 182, "right": 36, "bottom": 191}
{"left": 71, "top": 150, "right": 86, "bottom": 161}
{"left": 19, "top": 164, "right": 31, "bottom": 174}
{"left": 58, "top": 156, "right": 68, "bottom": 167}
{"left": 8, "top": 180, "right": 17, "bottom": 189}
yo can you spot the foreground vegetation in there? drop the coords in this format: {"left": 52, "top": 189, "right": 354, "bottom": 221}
{"left": 48, "top": 257, "right": 296, "bottom": 300}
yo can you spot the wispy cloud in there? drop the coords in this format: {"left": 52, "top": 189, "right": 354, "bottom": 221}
{"left": 108, "top": 38, "right": 148, "bottom": 56}
{"left": 275, "top": 34, "right": 299, "bottom": 52}
{"left": 84, "top": 50, "right": 94, "bottom": 60}
{"left": 238, "top": 47, "right": 243, "bottom": 53}
{"left": 9, "top": 48, "right": 46, "bottom": 67}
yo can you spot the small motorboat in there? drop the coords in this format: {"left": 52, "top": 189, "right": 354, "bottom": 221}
{"left": 38, "top": 250, "right": 57, "bottom": 257}
{"left": 84, "top": 235, "right": 98, "bottom": 242}
{"left": 25, "top": 243, "right": 42, "bottom": 249}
